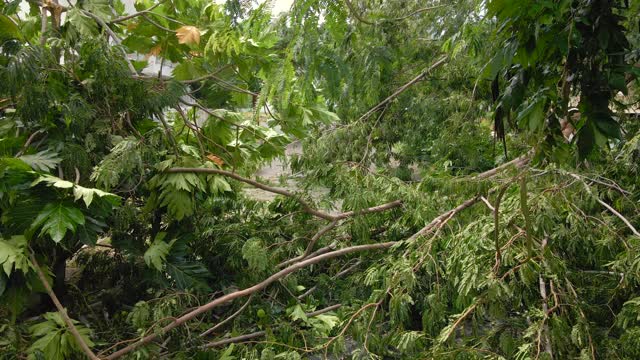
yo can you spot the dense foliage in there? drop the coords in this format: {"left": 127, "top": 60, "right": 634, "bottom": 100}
{"left": 0, "top": 0, "right": 639, "bottom": 359}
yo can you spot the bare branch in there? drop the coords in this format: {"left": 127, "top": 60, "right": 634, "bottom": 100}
{"left": 181, "top": 65, "right": 231, "bottom": 84}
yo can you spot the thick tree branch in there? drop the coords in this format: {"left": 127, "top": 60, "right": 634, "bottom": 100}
{"left": 104, "top": 242, "right": 393, "bottom": 359}
{"left": 30, "top": 253, "right": 101, "bottom": 360}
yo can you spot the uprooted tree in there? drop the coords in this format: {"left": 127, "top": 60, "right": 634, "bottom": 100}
{"left": 1, "top": 0, "right": 639, "bottom": 359}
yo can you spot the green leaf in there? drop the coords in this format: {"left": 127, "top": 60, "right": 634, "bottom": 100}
{"left": 31, "top": 203, "right": 85, "bottom": 243}
{"left": 288, "top": 304, "right": 308, "bottom": 322}
{"left": 165, "top": 261, "right": 211, "bottom": 291}
{"left": 28, "top": 312, "right": 94, "bottom": 360}
{"left": 0, "top": 14, "right": 22, "bottom": 41}
{"left": 516, "top": 95, "right": 546, "bottom": 133}
{"left": 159, "top": 188, "right": 193, "bottom": 220}
{"left": 19, "top": 150, "right": 61, "bottom": 172}
{"left": 594, "top": 114, "right": 621, "bottom": 140}
{"left": 0, "top": 235, "right": 30, "bottom": 277}
{"left": 67, "top": 8, "right": 98, "bottom": 37}
{"left": 144, "top": 235, "right": 176, "bottom": 271}
{"left": 72, "top": 185, "right": 120, "bottom": 207}
{"left": 242, "top": 238, "right": 267, "bottom": 271}
{"left": 81, "top": 0, "right": 112, "bottom": 19}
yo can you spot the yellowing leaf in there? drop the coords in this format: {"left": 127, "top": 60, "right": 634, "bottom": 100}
{"left": 176, "top": 26, "right": 201, "bottom": 45}
{"left": 146, "top": 44, "right": 162, "bottom": 58}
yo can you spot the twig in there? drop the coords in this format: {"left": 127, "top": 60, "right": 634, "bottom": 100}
{"left": 181, "top": 65, "right": 231, "bottom": 84}
{"left": 390, "top": 5, "right": 447, "bottom": 21}
{"left": 278, "top": 220, "right": 339, "bottom": 268}
{"left": 343, "top": 0, "right": 375, "bottom": 25}
{"left": 493, "top": 182, "right": 512, "bottom": 273}
{"left": 29, "top": 253, "right": 101, "bottom": 360}
{"left": 108, "top": 2, "right": 163, "bottom": 23}
{"left": 200, "top": 295, "right": 253, "bottom": 338}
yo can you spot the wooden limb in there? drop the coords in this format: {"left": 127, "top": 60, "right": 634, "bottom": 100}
{"left": 520, "top": 172, "right": 534, "bottom": 256}
{"left": 480, "top": 196, "right": 495, "bottom": 211}
{"left": 141, "top": 14, "right": 175, "bottom": 33}
{"left": 333, "top": 200, "right": 403, "bottom": 220}
{"left": 157, "top": 114, "right": 180, "bottom": 156}
{"left": 29, "top": 253, "right": 101, "bottom": 360}
{"left": 200, "top": 295, "right": 253, "bottom": 338}
{"left": 167, "top": 167, "right": 402, "bottom": 221}
{"left": 104, "top": 243, "right": 393, "bottom": 359}
{"left": 391, "top": 5, "right": 447, "bottom": 21}
{"left": 204, "top": 330, "right": 265, "bottom": 348}
{"left": 15, "top": 130, "right": 43, "bottom": 157}
{"left": 278, "top": 220, "right": 339, "bottom": 268}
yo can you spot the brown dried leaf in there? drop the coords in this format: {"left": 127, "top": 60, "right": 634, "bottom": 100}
{"left": 206, "top": 154, "right": 224, "bottom": 167}
{"left": 146, "top": 45, "right": 162, "bottom": 58}
{"left": 176, "top": 26, "right": 201, "bottom": 45}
